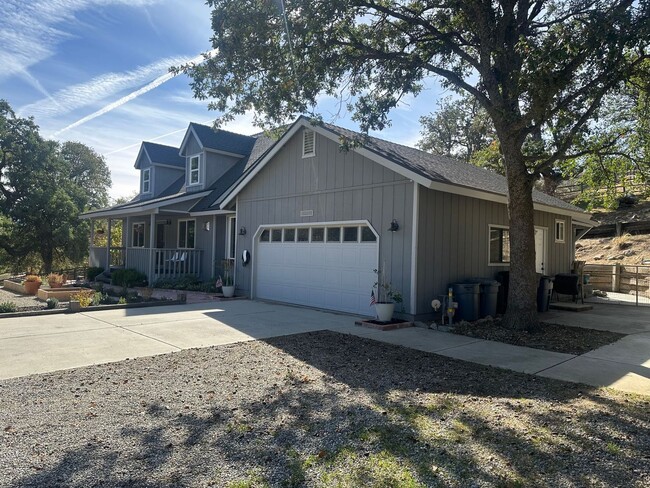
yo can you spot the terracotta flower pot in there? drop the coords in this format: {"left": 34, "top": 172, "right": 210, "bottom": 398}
{"left": 23, "top": 281, "right": 41, "bottom": 295}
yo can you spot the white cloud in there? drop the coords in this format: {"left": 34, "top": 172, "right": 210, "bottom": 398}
{"left": 0, "top": 0, "right": 159, "bottom": 81}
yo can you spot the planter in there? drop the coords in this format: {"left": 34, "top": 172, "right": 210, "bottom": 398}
{"left": 222, "top": 285, "right": 235, "bottom": 298}
{"left": 23, "top": 281, "right": 41, "bottom": 296}
{"left": 49, "top": 281, "right": 64, "bottom": 289}
{"left": 374, "top": 302, "right": 395, "bottom": 322}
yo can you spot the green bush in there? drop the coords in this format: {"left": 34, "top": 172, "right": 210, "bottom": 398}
{"left": 152, "top": 278, "right": 176, "bottom": 289}
{"left": 117, "top": 297, "right": 127, "bottom": 305}
{"left": 91, "top": 292, "right": 112, "bottom": 306}
{"left": 111, "top": 268, "right": 147, "bottom": 288}
{"left": 87, "top": 267, "right": 105, "bottom": 281}
{"left": 46, "top": 298, "right": 59, "bottom": 309}
{"left": 0, "top": 301, "right": 17, "bottom": 313}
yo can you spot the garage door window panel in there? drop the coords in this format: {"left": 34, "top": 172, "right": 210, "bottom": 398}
{"left": 311, "top": 227, "right": 324, "bottom": 242}
{"left": 327, "top": 227, "right": 341, "bottom": 242}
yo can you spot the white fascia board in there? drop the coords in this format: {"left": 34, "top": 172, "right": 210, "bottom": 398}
{"left": 134, "top": 143, "right": 150, "bottom": 170}
{"left": 80, "top": 191, "right": 211, "bottom": 219}
{"left": 204, "top": 147, "right": 245, "bottom": 158}
{"left": 151, "top": 162, "right": 185, "bottom": 171}
{"left": 179, "top": 124, "right": 203, "bottom": 156}
{"left": 189, "top": 209, "right": 236, "bottom": 217}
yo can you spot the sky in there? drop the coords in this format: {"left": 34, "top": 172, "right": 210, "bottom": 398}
{"left": 0, "top": 0, "right": 444, "bottom": 201}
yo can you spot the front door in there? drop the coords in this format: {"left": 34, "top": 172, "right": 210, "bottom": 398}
{"left": 156, "top": 222, "right": 165, "bottom": 249}
{"left": 534, "top": 227, "right": 546, "bottom": 274}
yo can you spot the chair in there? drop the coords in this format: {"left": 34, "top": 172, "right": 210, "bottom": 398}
{"left": 553, "top": 273, "right": 581, "bottom": 303}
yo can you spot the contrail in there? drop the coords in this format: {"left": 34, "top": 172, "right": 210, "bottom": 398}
{"left": 51, "top": 49, "right": 217, "bottom": 138}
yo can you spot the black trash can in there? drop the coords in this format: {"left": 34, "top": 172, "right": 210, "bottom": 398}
{"left": 537, "top": 275, "right": 554, "bottom": 312}
{"left": 472, "top": 279, "right": 500, "bottom": 318}
{"left": 495, "top": 271, "right": 509, "bottom": 314}
{"left": 450, "top": 283, "right": 480, "bottom": 321}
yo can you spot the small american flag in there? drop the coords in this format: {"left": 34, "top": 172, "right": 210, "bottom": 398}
{"left": 216, "top": 276, "right": 223, "bottom": 288}
{"left": 370, "top": 290, "right": 376, "bottom": 305}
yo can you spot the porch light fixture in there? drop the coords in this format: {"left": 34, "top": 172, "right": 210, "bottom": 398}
{"left": 388, "top": 219, "right": 399, "bottom": 232}
{"left": 239, "top": 226, "right": 247, "bottom": 236}
{"left": 203, "top": 221, "right": 211, "bottom": 231}
{"left": 165, "top": 219, "right": 172, "bottom": 225}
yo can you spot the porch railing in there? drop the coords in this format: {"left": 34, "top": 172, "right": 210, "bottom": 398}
{"left": 126, "top": 247, "right": 150, "bottom": 276}
{"left": 153, "top": 249, "right": 203, "bottom": 280}
{"left": 110, "top": 247, "right": 125, "bottom": 268}
{"left": 89, "top": 246, "right": 107, "bottom": 269}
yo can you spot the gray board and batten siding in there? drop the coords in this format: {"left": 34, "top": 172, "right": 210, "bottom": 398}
{"left": 235, "top": 128, "right": 415, "bottom": 313}
{"left": 415, "top": 184, "right": 573, "bottom": 317}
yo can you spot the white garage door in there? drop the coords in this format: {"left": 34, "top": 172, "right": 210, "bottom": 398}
{"left": 255, "top": 224, "right": 378, "bottom": 316}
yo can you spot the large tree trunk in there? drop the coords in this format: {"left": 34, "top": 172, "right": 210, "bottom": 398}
{"left": 501, "top": 144, "right": 540, "bottom": 331}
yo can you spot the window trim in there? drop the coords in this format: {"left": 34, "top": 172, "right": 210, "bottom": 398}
{"left": 226, "top": 215, "right": 237, "bottom": 259}
{"left": 177, "top": 219, "right": 196, "bottom": 249}
{"left": 302, "top": 129, "right": 316, "bottom": 158}
{"left": 131, "top": 222, "right": 146, "bottom": 248}
{"left": 555, "top": 219, "right": 566, "bottom": 243}
{"left": 142, "top": 168, "right": 151, "bottom": 194}
{"left": 488, "top": 224, "right": 510, "bottom": 267}
{"left": 187, "top": 154, "right": 202, "bottom": 186}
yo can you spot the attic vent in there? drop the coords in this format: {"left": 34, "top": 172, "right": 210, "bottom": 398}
{"left": 302, "top": 130, "right": 315, "bottom": 158}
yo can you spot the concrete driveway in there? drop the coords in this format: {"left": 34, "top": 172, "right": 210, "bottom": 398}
{"left": 0, "top": 300, "right": 648, "bottom": 395}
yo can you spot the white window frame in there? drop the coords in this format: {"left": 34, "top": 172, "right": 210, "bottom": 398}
{"left": 142, "top": 168, "right": 151, "bottom": 194}
{"left": 188, "top": 154, "right": 202, "bottom": 186}
{"left": 555, "top": 219, "right": 566, "bottom": 243}
{"left": 488, "top": 224, "right": 510, "bottom": 266}
{"left": 132, "top": 222, "right": 145, "bottom": 248}
{"left": 302, "top": 129, "right": 315, "bottom": 158}
{"left": 177, "top": 219, "right": 196, "bottom": 249}
{"left": 226, "top": 215, "right": 237, "bottom": 259}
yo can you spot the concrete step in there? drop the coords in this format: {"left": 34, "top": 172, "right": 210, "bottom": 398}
{"left": 549, "top": 302, "right": 593, "bottom": 312}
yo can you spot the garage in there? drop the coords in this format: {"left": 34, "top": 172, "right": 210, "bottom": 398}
{"left": 254, "top": 223, "right": 379, "bottom": 315}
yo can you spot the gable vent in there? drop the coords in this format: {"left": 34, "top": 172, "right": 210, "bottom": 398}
{"left": 302, "top": 129, "right": 315, "bottom": 158}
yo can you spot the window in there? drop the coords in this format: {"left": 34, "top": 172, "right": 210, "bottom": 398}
{"left": 343, "top": 227, "right": 358, "bottom": 242}
{"left": 189, "top": 155, "right": 200, "bottom": 185}
{"left": 311, "top": 227, "right": 324, "bottom": 242}
{"left": 271, "top": 229, "right": 282, "bottom": 242}
{"left": 327, "top": 227, "right": 341, "bottom": 242}
{"left": 555, "top": 220, "right": 566, "bottom": 243}
{"left": 178, "top": 220, "right": 196, "bottom": 248}
{"left": 260, "top": 229, "right": 270, "bottom": 242}
{"left": 297, "top": 228, "right": 309, "bottom": 242}
{"left": 132, "top": 223, "right": 145, "bottom": 247}
{"left": 227, "top": 216, "right": 236, "bottom": 258}
{"left": 142, "top": 168, "right": 151, "bottom": 193}
{"left": 489, "top": 226, "right": 510, "bottom": 265}
{"left": 302, "top": 129, "right": 315, "bottom": 158}
{"left": 360, "top": 226, "right": 377, "bottom": 242}
{"left": 284, "top": 228, "right": 296, "bottom": 242}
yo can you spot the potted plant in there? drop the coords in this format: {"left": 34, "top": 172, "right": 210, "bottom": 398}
{"left": 23, "top": 275, "right": 42, "bottom": 295}
{"left": 47, "top": 273, "right": 65, "bottom": 288}
{"left": 220, "top": 259, "right": 235, "bottom": 298}
{"left": 372, "top": 267, "right": 403, "bottom": 322}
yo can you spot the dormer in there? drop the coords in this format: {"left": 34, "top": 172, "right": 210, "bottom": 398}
{"left": 134, "top": 142, "right": 185, "bottom": 199}
{"left": 179, "top": 123, "right": 257, "bottom": 192}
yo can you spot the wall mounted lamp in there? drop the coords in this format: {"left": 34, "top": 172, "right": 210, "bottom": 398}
{"left": 239, "top": 226, "right": 247, "bottom": 236}
{"left": 388, "top": 219, "right": 400, "bottom": 232}
{"left": 203, "top": 221, "right": 211, "bottom": 231}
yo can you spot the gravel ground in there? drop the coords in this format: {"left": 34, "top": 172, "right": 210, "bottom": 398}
{"left": 0, "top": 287, "right": 49, "bottom": 311}
{"left": 1, "top": 331, "right": 648, "bottom": 487}
{"left": 451, "top": 318, "right": 626, "bottom": 355}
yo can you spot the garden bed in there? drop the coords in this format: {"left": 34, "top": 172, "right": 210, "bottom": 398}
{"left": 36, "top": 286, "right": 91, "bottom": 301}
{"left": 451, "top": 318, "right": 626, "bottom": 355}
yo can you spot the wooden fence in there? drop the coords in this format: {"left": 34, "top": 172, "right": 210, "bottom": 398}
{"left": 584, "top": 264, "right": 650, "bottom": 304}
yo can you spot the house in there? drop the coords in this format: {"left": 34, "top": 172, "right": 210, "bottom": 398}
{"left": 82, "top": 116, "right": 596, "bottom": 319}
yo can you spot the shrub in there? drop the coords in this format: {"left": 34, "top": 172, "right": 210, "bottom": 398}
{"left": 0, "top": 301, "right": 17, "bottom": 313}
{"left": 111, "top": 268, "right": 147, "bottom": 288}
{"left": 117, "top": 297, "right": 127, "bottom": 305}
{"left": 46, "top": 298, "right": 59, "bottom": 309}
{"left": 72, "top": 289, "right": 95, "bottom": 307}
{"left": 87, "top": 267, "right": 105, "bottom": 281}
{"left": 23, "top": 275, "right": 42, "bottom": 284}
{"left": 92, "top": 282, "right": 104, "bottom": 292}
{"left": 612, "top": 233, "right": 633, "bottom": 250}
{"left": 152, "top": 278, "right": 175, "bottom": 289}
{"left": 47, "top": 273, "right": 65, "bottom": 288}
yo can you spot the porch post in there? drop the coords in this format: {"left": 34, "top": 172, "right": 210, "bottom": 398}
{"left": 89, "top": 219, "right": 95, "bottom": 266}
{"left": 148, "top": 213, "right": 156, "bottom": 284}
{"left": 106, "top": 218, "right": 112, "bottom": 270}
{"left": 124, "top": 217, "right": 130, "bottom": 268}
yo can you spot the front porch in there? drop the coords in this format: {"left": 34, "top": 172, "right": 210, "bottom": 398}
{"left": 89, "top": 245, "right": 204, "bottom": 283}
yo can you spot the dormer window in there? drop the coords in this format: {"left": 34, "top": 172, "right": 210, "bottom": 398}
{"left": 189, "top": 155, "right": 200, "bottom": 185}
{"left": 302, "top": 130, "right": 315, "bottom": 158}
{"left": 142, "top": 168, "right": 151, "bottom": 193}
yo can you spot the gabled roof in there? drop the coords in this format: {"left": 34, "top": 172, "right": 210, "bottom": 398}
{"left": 218, "top": 116, "right": 594, "bottom": 224}
{"left": 179, "top": 122, "right": 258, "bottom": 157}
{"left": 190, "top": 134, "right": 276, "bottom": 213}
{"left": 134, "top": 142, "right": 184, "bottom": 169}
